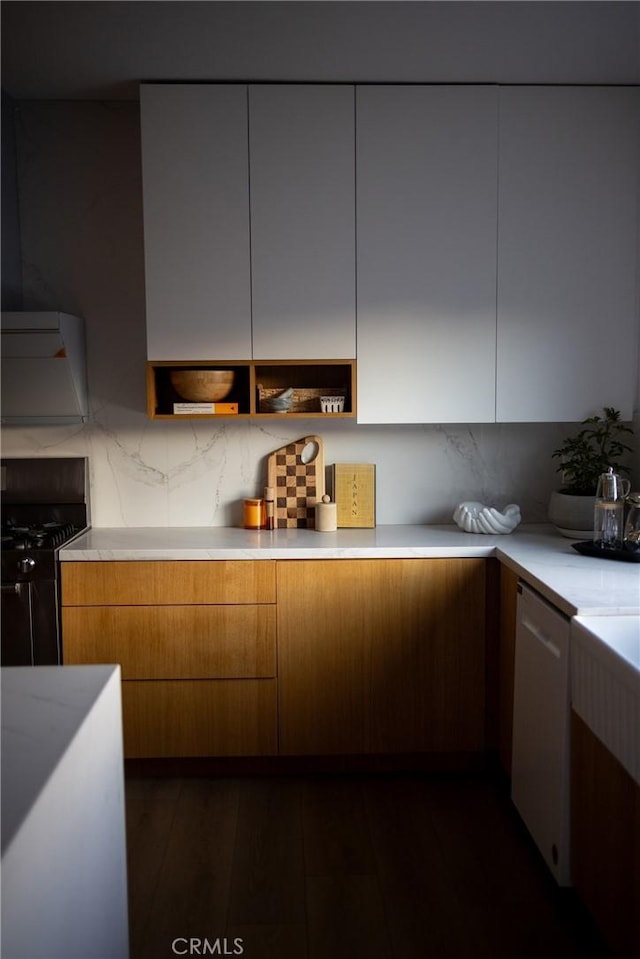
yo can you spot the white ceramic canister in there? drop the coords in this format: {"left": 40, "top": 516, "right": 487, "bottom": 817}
{"left": 315, "top": 494, "right": 337, "bottom": 532}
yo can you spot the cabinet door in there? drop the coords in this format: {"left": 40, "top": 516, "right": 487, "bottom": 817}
{"left": 277, "top": 558, "right": 486, "bottom": 756}
{"left": 356, "top": 86, "right": 498, "bottom": 423}
{"left": 140, "top": 84, "right": 251, "bottom": 360}
{"left": 496, "top": 87, "right": 640, "bottom": 422}
{"left": 249, "top": 85, "right": 356, "bottom": 359}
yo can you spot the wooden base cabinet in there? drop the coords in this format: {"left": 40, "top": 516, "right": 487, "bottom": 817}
{"left": 497, "top": 565, "right": 519, "bottom": 777}
{"left": 62, "top": 556, "right": 490, "bottom": 762}
{"left": 571, "top": 711, "right": 640, "bottom": 957}
{"left": 61, "top": 561, "right": 277, "bottom": 758}
{"left": 277, "top": 558, "right": 487, "bottom": 756}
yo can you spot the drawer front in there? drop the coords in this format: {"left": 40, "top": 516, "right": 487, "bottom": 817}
{"left": 121, "top": 679, "right": 277, "bottom": 758}
{"left": 61, "top": 560, "right": 276, "bottom": 605}
{"left": 62, "top": 605, "right": 276, "bottom": 679}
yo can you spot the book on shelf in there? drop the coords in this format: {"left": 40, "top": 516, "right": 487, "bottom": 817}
{"left": 172, "top": 402, "right": 239, "bottom": 415}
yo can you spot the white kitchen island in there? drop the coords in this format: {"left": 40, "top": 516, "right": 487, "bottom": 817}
{"left": 1, "top": 665, "right": 129, "bottom": 959}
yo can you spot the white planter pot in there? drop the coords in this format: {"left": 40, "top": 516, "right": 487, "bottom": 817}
{"left": 548, "top": 491, "right": 595, "bottom": 539}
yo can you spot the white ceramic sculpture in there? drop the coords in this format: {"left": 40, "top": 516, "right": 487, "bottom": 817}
{"left": 453, "top": 501, "right": 521, "bottom": 534}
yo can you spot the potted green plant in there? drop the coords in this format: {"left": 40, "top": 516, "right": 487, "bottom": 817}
{"left": 548, "top": 407, "right": 633, "bottom": 537}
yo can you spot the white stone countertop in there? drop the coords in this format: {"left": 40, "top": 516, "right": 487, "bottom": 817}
{"left": 60, "top": 524, "right": 640, "bottom": 617}
{"left": 1, "top": 665, "right": 121, "bottom": 853}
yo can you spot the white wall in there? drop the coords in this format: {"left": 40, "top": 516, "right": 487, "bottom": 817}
{"left": 0, "top": 101, "right": 630, "bottom": 526}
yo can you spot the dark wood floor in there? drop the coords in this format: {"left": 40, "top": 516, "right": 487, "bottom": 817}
{"left": 125, "top": 771, "right": 610, "bottom": 959}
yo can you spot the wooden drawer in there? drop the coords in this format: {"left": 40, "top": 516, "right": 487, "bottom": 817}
{"left": 62, "top": 605, "right": 276, "bottom": 679}
{"left": 61, "top": 560, "right": 276, "bottom": 606}
{"left": 121, "top": 679, "right": 278, "bottom": 758}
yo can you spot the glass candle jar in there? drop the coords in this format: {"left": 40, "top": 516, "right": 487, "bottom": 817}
{"left": 243, "top": 498, "right": 263, "bottom": 530}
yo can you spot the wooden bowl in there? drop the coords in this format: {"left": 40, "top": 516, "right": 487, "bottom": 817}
{"left": 170, "top": 370, "right": 235, "bottom": 402}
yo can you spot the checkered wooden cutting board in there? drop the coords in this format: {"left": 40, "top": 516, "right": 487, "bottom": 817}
{"left": 267, "top": 435, "right": 325, "bottom": 529}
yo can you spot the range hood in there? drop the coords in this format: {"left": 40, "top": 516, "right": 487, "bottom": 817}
{"left": 1, "top": 312, "right": 89, "bottom": 425}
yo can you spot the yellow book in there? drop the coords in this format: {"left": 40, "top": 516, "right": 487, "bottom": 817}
{"left": 330, "top": 463, "right": 376, "bottom": 528}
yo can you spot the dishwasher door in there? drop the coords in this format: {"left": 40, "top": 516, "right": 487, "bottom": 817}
{"left": 511, "top": 583, "right": 571, "bottom": 885}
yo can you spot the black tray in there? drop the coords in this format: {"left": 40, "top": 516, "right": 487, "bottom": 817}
{"left": 572, "top": 541, "right": 640, "bottom": 563}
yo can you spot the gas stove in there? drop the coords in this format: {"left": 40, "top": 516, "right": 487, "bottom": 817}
{"left": 1, "top": 458, "right": 89, "bottom": 665}
{"left": 1, "top": 520, "right": 85, "bottom": 584}
{"left": 2, "top": 521, "right": 80, "bottom": 552}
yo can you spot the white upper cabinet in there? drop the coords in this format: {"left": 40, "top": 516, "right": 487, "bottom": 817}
{"left": 141, "top": 83, "right": 355, "bottom": 363}
{"left": 496, "top": 87, "right": 640, "bottom": 422}
{"left": 356, "top": 86, "right": 499, "bottom": 424}
{"left": 140, "top": 85, "right": 251, "bottom": 360}
{"left": 249, "top": 85, "right": 356, "bottom": 359}
{"left": 140, "top": 82, "right": 639, "bottom": 422}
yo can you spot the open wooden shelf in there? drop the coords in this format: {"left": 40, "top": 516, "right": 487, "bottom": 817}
{"left": 147, "top": 359, "right": 356, "bottom": 420}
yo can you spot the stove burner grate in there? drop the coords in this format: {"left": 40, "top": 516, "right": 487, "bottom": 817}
{"left": 1, "top": 522, "right": 78, "bottom": 551}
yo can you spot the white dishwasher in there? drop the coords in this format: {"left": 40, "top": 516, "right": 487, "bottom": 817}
{"left": 511, "top": 582, "right": 571, "bottom": 886}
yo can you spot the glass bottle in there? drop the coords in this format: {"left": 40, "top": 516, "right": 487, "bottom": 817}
{"left": 593, "top": 467, "right": 631, "bottom": 550}
{"left": 623, "top": 492, "right": 640, "bottom": 552}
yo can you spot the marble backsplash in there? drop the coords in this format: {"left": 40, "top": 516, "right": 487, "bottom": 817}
{"left": 1, "top": 415, "right": 570, "bottom": 528}
{"left": 1, "top": 101, "right": 634, "bottom": 528}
